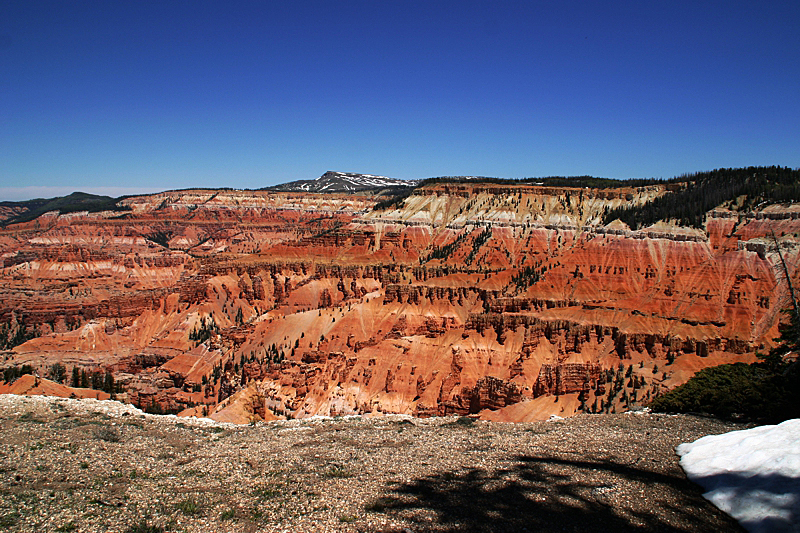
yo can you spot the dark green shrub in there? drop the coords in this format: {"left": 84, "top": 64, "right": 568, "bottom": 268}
{"left": 650, "top": 362, "right": 799, "bottom": 422}
{"left": 652, "top": 305, "right": 800, "bottom": 422}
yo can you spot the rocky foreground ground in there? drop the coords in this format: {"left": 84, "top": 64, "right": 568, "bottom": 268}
{"left": 0, "top": 395, "right": 745, "bottom": 533}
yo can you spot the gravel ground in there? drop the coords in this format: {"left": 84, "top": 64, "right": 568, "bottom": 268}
{"left": 0, "top": 395, "right": 746, "bottom": 533}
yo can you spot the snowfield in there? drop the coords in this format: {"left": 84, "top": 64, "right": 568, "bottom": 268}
{"left": 678, "top": 419, "right": 800, "bottom": 532}
{"left": 270, "top": 171, "right": 418, "bottom": 193}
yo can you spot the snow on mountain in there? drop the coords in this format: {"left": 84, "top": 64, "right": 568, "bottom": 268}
{"left": 266, "top": 171, "right": 418, "bottom": 193}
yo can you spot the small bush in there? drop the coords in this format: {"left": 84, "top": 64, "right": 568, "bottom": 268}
{"left": 323, "top": 465, "right": 352, "bottom": 478}
{"left": 124, "top": 521, "right": 164, "bottom": 533}
{"left": 175, "top": 498, "right": 200, "bottom": 515}
{"left": 252, "top": 486, "right": 282, "bottom": 499}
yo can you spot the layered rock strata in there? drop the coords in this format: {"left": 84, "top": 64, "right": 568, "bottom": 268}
{"left": 1, "top": 184, "right": 798, "bottom": 422}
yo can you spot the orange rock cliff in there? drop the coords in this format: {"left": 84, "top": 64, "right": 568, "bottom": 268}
{"left": 2, "top": 182, "right": 799, "bottom": 423}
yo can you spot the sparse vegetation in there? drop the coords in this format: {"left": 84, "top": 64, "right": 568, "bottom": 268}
{"left": 465, "top": 227, "right": 492, "bottom": 265}
{"left": 423, "top": 229, "right": 470, "bottom": 263}
{"left": 372, "top": 188, "right": 414, "bottom": 211}
{"left": 175, "top": 498, "right": 201, "bottom": 515}
{"left": 124, "top": 520, "right": 164, "bottom": 533}
{"left": 49, "top": 362, "right": 67, "bottom": 384}
{"left": 323, "top": 465, "right": 352, "bottom": 478}
{"left": 145, "top": 231, "right": 171, "bottom": 248}
{"left": 512, "top": 264, "right": 542, "bottom": 290}
{"left": 252, "top": 486, "right": 282, "bottom": 500}
{"left": 2, "top": 364, "right": 35, "bottom": 383}
{"left": 0, "top": 322, "right": 40, "bottom": 350}
{"left": 189, "top": 315, "right": 219, "bottom": 346}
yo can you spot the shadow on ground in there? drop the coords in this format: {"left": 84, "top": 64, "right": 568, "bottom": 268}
{"left": 362, "top": 454, "right": 745, "bottom": 533}
{"left": 686, "top": 471, "right": 799, "bottom": 532}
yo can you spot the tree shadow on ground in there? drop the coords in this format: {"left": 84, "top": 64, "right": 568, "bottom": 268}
{"left": 362, "top": 454, "right": 745, "bottom": 533}
{"left": 685, "top": 471, "right": 799, "bottom": 532}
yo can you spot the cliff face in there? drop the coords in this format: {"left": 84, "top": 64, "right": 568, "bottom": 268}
{"left": 1, "top": 184, "right": 798, "bottom": 422}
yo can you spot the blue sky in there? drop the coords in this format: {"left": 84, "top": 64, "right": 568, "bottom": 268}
{"left": 1, "top": 1, "right": 798, "bottom": 200}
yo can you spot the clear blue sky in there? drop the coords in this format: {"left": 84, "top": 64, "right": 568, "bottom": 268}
{"left": 1, "top": 1, "right": 798, "bottom": 200}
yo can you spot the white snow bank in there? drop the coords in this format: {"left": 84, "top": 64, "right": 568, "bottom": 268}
{"left": 0, "top": 394, "right": 234, "bottom": 428}
{"left": 677, "top": 419, "right": 800, "bottom": 532}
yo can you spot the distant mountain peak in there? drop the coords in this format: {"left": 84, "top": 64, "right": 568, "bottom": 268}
{"left": 266, "top": 171, "right": 418, "bottom": 193}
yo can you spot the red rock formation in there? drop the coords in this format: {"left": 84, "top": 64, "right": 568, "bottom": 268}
{"left": 1, "top": 184, "right": 798, "bottom": 422}
{"left": 0, "top": 374, "right": 110, "bottom": 400}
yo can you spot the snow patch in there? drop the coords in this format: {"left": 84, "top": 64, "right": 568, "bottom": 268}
{"left": 678, "top": 419, "right": 800, "bottom": 532}
{"left": 0, "top": 394, "right": 234, "bottom": 428}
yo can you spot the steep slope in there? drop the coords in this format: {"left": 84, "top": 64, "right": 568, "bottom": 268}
{"left": 1, "top": 177, "right": 798, "bottom": 423}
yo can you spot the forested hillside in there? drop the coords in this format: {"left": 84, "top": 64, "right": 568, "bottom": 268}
{"left": 603, "top": 166, "right": 800, "bottom": 229}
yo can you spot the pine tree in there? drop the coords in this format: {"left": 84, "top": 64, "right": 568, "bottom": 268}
{"left": 49, "top": 363, "right": 66, "bottom": 384}
{"left": 103, "top": 371, "right": 114, "bottom": 394}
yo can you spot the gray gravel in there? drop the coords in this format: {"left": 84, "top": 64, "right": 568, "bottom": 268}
{"left": 0, "top": 395, "right": 745, "bottom": 532}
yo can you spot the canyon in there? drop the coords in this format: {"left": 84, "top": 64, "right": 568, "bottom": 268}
{"left": 1, "top": 179, "right": 799, "bottom": 423}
